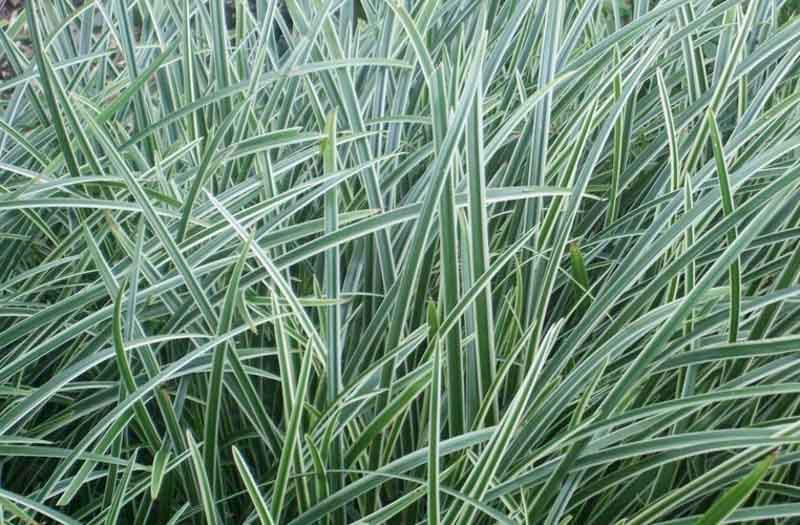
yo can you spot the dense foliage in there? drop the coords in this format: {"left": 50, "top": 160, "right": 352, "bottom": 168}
{"left": 2, "top": 0, "right": 800, "bottom": 523}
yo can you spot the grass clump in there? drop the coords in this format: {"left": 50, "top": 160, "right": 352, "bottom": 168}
{"left": 2, "top": 0, "right": 800, "bottom": 523}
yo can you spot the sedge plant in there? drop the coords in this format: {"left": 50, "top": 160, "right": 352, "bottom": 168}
{"left": 1, "top": 0, "right": 800, "bottom": 523}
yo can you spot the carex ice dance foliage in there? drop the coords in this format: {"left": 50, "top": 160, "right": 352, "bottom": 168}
{"left": 1, "top": 0, "right": 800, "bottom": 523}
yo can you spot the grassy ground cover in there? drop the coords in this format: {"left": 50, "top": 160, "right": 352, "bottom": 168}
{"left": 1, "top": 0, "right": 800, "bottom": 523}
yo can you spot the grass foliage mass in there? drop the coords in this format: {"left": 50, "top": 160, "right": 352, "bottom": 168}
{"left": 2, "top": 0, "right": 800, "bottom": 523}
